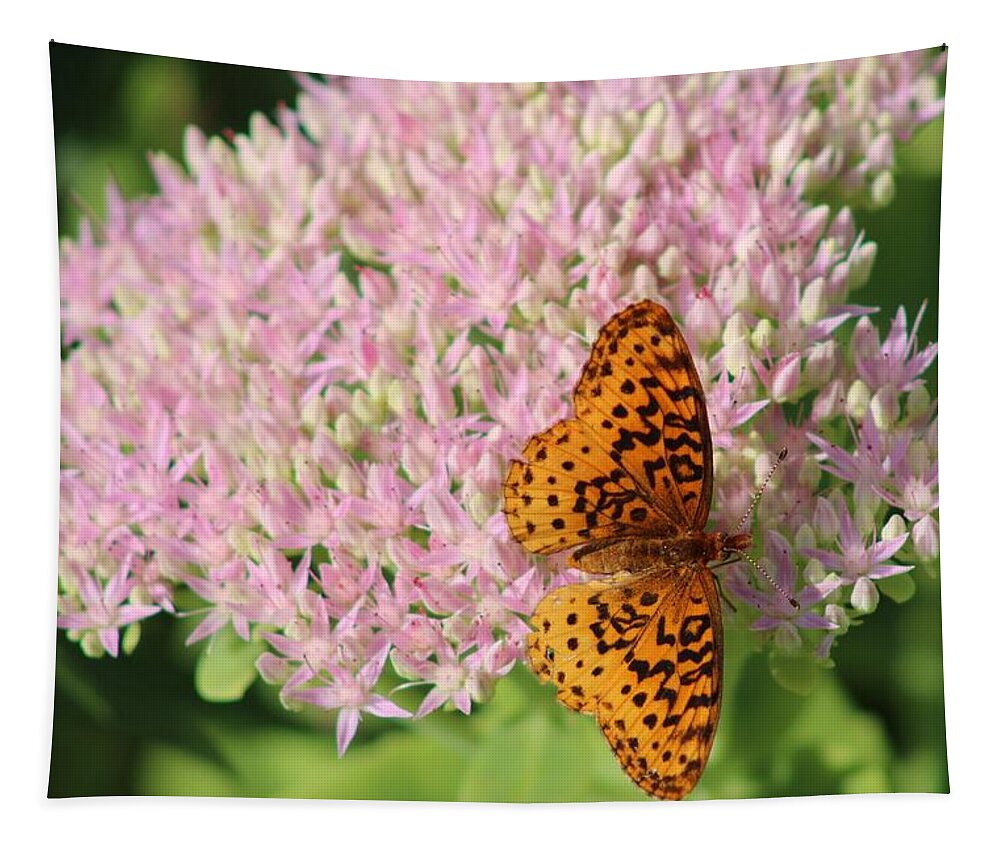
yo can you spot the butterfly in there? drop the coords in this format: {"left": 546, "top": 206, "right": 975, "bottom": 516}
{"left": 503, "top": 299, "right": 752, "bottom": 800}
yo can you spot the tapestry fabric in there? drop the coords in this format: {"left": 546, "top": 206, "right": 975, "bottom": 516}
{"left": 50, "top": 42, "right": 947, "bottom": 801}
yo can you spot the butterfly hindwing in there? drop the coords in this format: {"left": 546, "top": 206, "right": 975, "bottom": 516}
{"left": 526, "top": 565, "right": 723, "bottom": 800}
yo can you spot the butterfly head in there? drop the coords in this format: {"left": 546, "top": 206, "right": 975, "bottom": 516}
{"left": 698, "top": 530, "right": 752, "bottom": 564}
{"left": 722, "top": 532, "right": 752, "bottom": 553}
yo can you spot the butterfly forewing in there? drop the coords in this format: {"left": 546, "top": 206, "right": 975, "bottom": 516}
{"left": 573, "top": 300, "right": 714, "bottom": 529}
{"left": 503, "top": 300, "right": 714, "bottom": 557}
{"left": 504, "top": 419, "right": 673, "bottom": 557}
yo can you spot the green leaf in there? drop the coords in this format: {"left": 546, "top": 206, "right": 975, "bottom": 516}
{"left": 194, "top": 624, "right": 264, "bottom": 703}
{"left": 768, "top": 648, "right": 822, "bottom": 696}
{"left": 136, "top": 722, "right": 468, "bottom": 800}
{"left": 455, "top": 666, "right": 646, "bottom": 801}
{"left": 880, "top": 572, "right": 916, "bottom": 604}
{"left": 898, "top": 116, "right": 944, "bottom": 178}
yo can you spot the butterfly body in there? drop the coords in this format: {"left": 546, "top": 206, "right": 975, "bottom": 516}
{"left": 504, "top": 299, "right": 741, "bottom": 800}
{"left": 571, "top": 530, "right": 750, "bottom": 576}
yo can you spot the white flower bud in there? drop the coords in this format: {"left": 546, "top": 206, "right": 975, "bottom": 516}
{"left": 847, "top": 241, "right": 878, "bottom": 291}
{"left": 466, "top": 491, "right": 495, "bottom": 526}
{"left": 846, "top": 379, "right": 872, "bottom": 421}
{"left": 754, "top": 451, "right": 776, "bottom": 487}
{"left": 789, "top": 157, "right": 812, "bottom": 195}
{"left": 803, "top": 558, "right": 826, "bottom": 586}
{"left": 334, "top": 412, "right": 361, "bottom": 450}
{"left": 122, "top": 622, "right": 142, "bottom": 656}
{"left": 803, "top": 340, "right": 837, "bottom": 387}
{"left": 851, "top": 577, "right": 879, "bottom": 614}
{"left": 881, "top": 513, "right": 907, "bottom": 543}
{"left": 656, "top": 245, "right": 684, "bottom": 281}
{"left": 632, "top": 264, "right": 660, "bottom": 300}
{"left": 871, "top": 386, "right": 901, "bottom": 430}
{"left": 722, "top": 313, "right": 752, "bottom": 375}
{"left": 386, "top": 378, "right": 410, "bottom": 418}
{"left": 800, "top": 277, "right": 827, "bottom": 325}
{"left": 227, "top": 524, "right": 257, "bottom": 558}
{"left": 913, "top": 514, "right": 939, "bottom": 561}
{"left": 871, "top": 171, "right": 896, "bottom": 209}
{"left": 400, "top": 443, "right": 432, "bottom": 486}
{"left": 751, "top": 318, "right": 774, "bottom": 351}
{"left": 518, "top": 290, "right": 545, "bottom": 324}
{"left": 466, "top": 671, "right": 494, "bottom": 705}
{"left": 596, "top": 114, "right": 624, "bottom": 158}
{"left": 660, "top": 115, "right": 686, "bottom": 164}
{"left": 802, "top": 107, "right": 824, "bottom": 137}
{"left": 795, "top": 524, "right": 817, "bottom": 552}
{"left": 723, "top": 311, "right": 750, "bottom": 347}
{"left": 492, "top": 180, "right": 517, "bottom": 215}
{"left": 81, "top": 632, "right": 105, "bottom": 658}
{"left": 769, "top": 117, "right": 802, "bottom": 178}
{"left": 730, "top": 263, "right": 752, "bottom": 309}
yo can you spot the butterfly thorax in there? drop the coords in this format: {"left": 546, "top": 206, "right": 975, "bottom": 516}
{"left": 573, "top": 530, "right": 750, "bottom": 575}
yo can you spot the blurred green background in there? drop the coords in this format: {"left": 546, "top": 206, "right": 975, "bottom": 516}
{"left": 49, "top": 42, "right": 947, "bottom": 800}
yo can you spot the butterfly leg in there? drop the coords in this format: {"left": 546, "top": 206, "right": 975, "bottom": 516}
{"left": 708, "top": 570, "right": 739, "bottom": 615}
{"left": 718, "top": 584, "right": 739, "bottom": 615}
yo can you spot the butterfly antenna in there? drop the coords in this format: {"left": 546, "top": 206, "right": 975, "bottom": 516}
{"left": 741, "top": 550, "right": 799, "bottom": 609}
{"left": 737, "top": 447, "right": 788, "bottom": 533}
{"left": 732, "top": 447, "right": 797, "bottom": 609}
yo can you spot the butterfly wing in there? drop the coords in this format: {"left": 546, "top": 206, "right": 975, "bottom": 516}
{"left": 573, "top": 299, "right": 714, "bottom": 530}
{"left": 527, "top": 565, "right": 723, "bottom": 800}
{"left": 504, "top": 300, "right": 714, "bottom": 560}
{"left": 504, "top": 419, "right": 679, "bottom": 558}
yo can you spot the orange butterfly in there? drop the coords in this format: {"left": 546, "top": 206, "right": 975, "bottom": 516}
{"left": 504, "top": 299, "right": 751, "bottom": 800}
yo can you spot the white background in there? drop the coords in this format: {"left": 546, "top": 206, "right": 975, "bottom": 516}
{"left": 1, "top": 3, "right": 993, "bottom": 850}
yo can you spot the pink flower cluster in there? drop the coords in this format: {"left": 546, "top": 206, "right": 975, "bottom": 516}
{"left": 59, "top": 49, "right": 944, "bottom": 753}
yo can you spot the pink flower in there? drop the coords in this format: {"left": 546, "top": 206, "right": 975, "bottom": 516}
{"left": 725, "top": 532, "right": 839, "bottom": 640}
{"left": 853, "top": 304, "right": 938, "bottom": 394}
{"left": 57, "top": 564, "right": 160, "bottom": 657}
{"left": 294, "top": 645, "right": 410, "bottom": 756}
{"left": 802, "top": 494, "right": 914, "bottom": 590}
{"left": 58, "top": 51, "right": 944, "bottom": 744}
